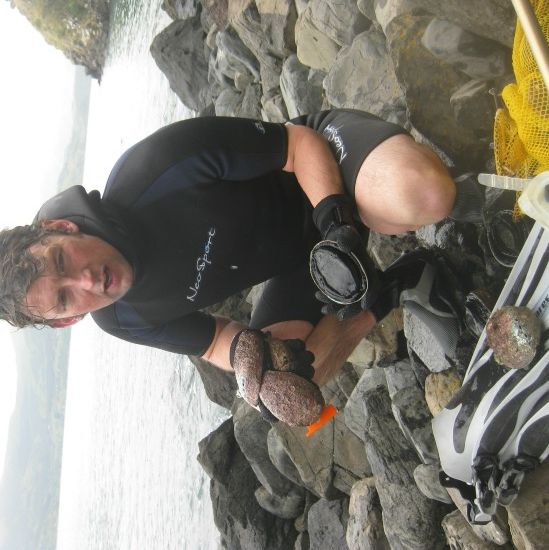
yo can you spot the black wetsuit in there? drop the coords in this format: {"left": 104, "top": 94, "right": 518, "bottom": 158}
{"left": 36, "top": 111, "right": 406, "bottom": 356}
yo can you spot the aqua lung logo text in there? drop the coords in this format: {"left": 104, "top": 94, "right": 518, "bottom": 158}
{"left": 187, "top": 227, "right": 216, "bottom": 302}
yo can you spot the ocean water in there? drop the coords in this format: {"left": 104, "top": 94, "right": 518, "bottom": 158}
{"left": 56, "top": 1, "right": 227, "bottom": 549}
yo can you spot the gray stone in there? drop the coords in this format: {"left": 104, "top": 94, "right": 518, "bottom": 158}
{"left": 442, "top": 509, "right": 508, "bottom": 549}
{"left": 361, "top": 387, "right": 447, "bottom": 549}
{"left": 413, "top": 463, "right": 452, "bottom": 504}
{"left": 280, "top": 54, "right": 326, "bottom": 119}
{"left": 190, "top": 355, "right": 238, "bottom": 410}
{"left": 150, "top": 17, "right": 211, "bottom": 112}
{"left": 295, "top": 5, "right": 341, "bottom": 71}
{"left": 344, "top": 367, "right": 387, "bottom": 442}
{"left": 445, "top": 487, "right": 512, "bottom": 546}
{"left": 214, "top": 83, "right": 262, "bottom": 118}
{"left": 385, "top": 12, "right": 490, "bottom": 169}
{"left": 161, "top": 0, "right": 199, "bottom": 20}
{"left": 229, "top": 0, "right": 297, "bottom": 95}
{"left": 403, "top": 308, "right": 454, "bottom": 373}
{"left": 421, "top": 19, "right": 511, "bottom": 80}
{"left": 450, "top": 79, "right": 497, "bottom": 141}
{"left": 386, "top": 360, "right": 439, "bottom": 464}
{"left": 294, "top": 531, "right": 310, "bottom": 550}
{"left": 211, "top": 27, "right": 260, "bottom": 86}
{"left": 323, "top": 29, "right": 406, "bottom": 123}
{"left": 261, "top": 93, "right": 288, "bottom": 123}
{"left": 320, "top": 361, "right": 359, "bottom": 409}
{"left": 267, "top": 421, "right": 336, "bottom": 498}
{"left": 198, "top": 418, "right": 299, "bottom": 550}
{"left": 308, "top": 498, "right": 350, "bottom": 550}
{"left": 254, "top": 485, "right": 305, "bottom": 519}
{"left": 508, "top": 460, "right": 549, "bottom": 550}
{"left": 346, "top": 478, "right": 389, "bottom": 550}
{"left": 333, "top": 414, "right": 372, "bottom": 495}
{"left": 233, "top": 401, "right": 302, "bottom": 498}
{"left": 374, "top": 0, "right": 422, "bottom": 35}
{"left": 357, "top": 0, "right": 376, "bottom": 22}
{"left": 413, "top": 0, "right": 516, "bottom": 46}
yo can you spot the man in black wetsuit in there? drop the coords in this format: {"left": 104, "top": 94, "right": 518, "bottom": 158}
{"left": 0, "top": 110, "right": 470, "bottom": 385}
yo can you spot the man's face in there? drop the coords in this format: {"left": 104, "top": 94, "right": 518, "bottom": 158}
{"left": 25, "top": 231, "right": 133, "bottom": 322}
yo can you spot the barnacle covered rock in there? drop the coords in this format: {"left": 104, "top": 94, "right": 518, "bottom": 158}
{"left": 230, "top": 329, "right": 324, "bottom": 425}
{"left": 259, "top": 371, "right": 324, "bottom": 427}
{"left": 486, "top": 306, "right": 542, "bottom": 369}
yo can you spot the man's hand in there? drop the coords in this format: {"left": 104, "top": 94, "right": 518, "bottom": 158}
{"left": 229, "top": 329, "right": 324, "bottom": 426}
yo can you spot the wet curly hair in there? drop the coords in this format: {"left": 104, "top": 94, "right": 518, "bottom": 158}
{"left": 0, "top": 223, "right": 59, "bottom": 328}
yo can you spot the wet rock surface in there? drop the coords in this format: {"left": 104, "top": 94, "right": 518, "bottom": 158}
{"left": 156, "top": 2, "right": 548, "bottom": 549}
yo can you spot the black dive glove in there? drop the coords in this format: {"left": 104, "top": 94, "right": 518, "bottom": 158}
{"left": 229, "top": 330, "right": 323, "bottom": 426}
{"left": 311, "top": 194, "right": 380, "bottom": 319}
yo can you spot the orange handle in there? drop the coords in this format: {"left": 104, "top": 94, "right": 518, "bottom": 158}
{"left": 306, "top": 404, "right": 337, "bottom": 437}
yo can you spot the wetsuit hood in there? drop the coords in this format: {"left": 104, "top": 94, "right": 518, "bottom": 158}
{"left": 34, "top": 185, "right": 140, "bottom": 273}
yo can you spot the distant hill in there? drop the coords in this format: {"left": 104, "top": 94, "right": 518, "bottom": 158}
{"left": 11, "top": 0, "right": 110, "bottom": 78}
{"left": 56, "top": 66, "right": 92, "bottom": 192}
{"left": 0, "top": 327, "right": 71, "bottom": 550}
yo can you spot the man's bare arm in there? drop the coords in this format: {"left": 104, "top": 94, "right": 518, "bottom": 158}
{"left": 283, "top": 123, "right": 345, "bottom": 206}
{"left": 200, "top": 316, "right": 245, "bottom": 371}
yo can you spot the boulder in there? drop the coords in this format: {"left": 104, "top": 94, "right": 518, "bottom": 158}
{"left": 413, "top": 463, "right": 453, "bottom": 504}
{"left": 442, "top": 509, "right": 509, "bottom": 549}
{"left": 346, "top": 478, "right": 389, "bottom": 550}
{"left": 190, "top": 356, "right": 238, "bottom": 410}
{"left": 150, "top": 17, "right": 211, "bottom": 112}
{"left": 198, "top": 418, "right": 298, "bottom": 549}
{"left": 385, "top": 359, "right": 439, "bottom": 464}
{"left": 424, "top": 368, "right": 462, "bottom": 416}
{"left": 162, "top": 0, "right": 199, "bottom": 20}
{"left": 229, "top": 0, "right": 297, "bottom": 95}
{"left": 233, "top": 401, "right": 304, "bottom": 504}
{"left": 307, "top": 498, "right": 350, "bottom": 550}
{"left": 507, "top": 460, "right": 549, "bottom": 550}
{"left": 385, "top": 12, "right": 490, "bottom": 169}
{"left": 323, "top": 29, "right": 407, "bottom": 124}
{"left": 280, "top": 55, "right": 326, "bottom": 119}
{"left": 360, "top": 386, "right": 448, "bottom": 549}
{"left": 421, "top": 19, "right": 511, "bottom": 80}
{"left": 214, "top": 83, "right": 263, "bottom": 118}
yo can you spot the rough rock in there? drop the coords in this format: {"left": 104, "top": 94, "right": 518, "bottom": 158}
{"left": 280, "top": 55, "right": 326, "bottom": 119}
{"left": 294, "top": 6, "right": 341, "bottom": 71}
{"left": 214, "top": 84, "right": 262, "bottom": 118}
{"left": 344, "top": 367, "right": 387, "bottom": 442}
{"left": 267, "top": 422, "right": 335, "bottom": 498}
{"left": 346, "top": 478, "right": 389, "bottom": 550}
{"left": 229, "top": 0, "right": 297, "bottom": 96}
{"left": 254, "top": 485, "right": 304, "bottom": 519}
{"left": 307, "top": 498, "right": 350, "bottom": 550}
{"left": 424, "top": 367, "right": 463, "bottom": 416}
{"left": 442, "top": 509, "right": 510, "bottom": 549}
{"left": 385, "top": 12, "right": 490, "bottom": 169}
{"left": 323, "top": 28, "right": 406, "bottom": 123}
{"left": 161, "top": 0, "right": 199, "bottom": 21}
{"left": 445, "top": 487, "right": 512, "bottom": 546}
{"left": 360, "top": 386, "right": 448, "bottom": 549}
{"left": 385, "top": 359, "right": 439, "bottom": 463}
{"left": 198, "top": 418, "right": 298, "bottom": 549}
{"left": 150, "top": 17, "right": 212, "bottom": 112}
{"left": 190, "top": 355, "right": 238, "bottom": 410}
{"left": 413, "top": 463, "right": 453, "bottom": 504}
{"left": 233, "top": 401, "right": 304, "bottom": 506}
{"left": 507, "top": 460, "right": 549, "bottom": 550}
{"left": 450, "top": 80, "right": 498, "bottom": 142}
{"left": 421, "top": 19, "right": 511, "bottom": 80}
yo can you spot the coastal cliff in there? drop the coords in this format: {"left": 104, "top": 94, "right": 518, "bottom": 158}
{"left": 11, "top": 0, "right": 109, "bottom": 78}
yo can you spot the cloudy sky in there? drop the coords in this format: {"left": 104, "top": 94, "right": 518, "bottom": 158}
{"left": 0, "top": 2, "right": 76, "bottom": 473}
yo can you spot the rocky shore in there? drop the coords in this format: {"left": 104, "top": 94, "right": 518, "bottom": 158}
{"left": 156, "top": 1, "right": 549, "bottom": 549}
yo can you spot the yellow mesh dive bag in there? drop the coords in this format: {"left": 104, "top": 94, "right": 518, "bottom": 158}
{"left": 494, "top": 0, "right": 549, "bottom": 179}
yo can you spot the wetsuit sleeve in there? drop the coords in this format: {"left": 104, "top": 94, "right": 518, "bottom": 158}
{"left": 91, "top": 307, "right": 217, "bottom": 357}
{"left": 104, "top": 116, "right": 289, "bottom": 201}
